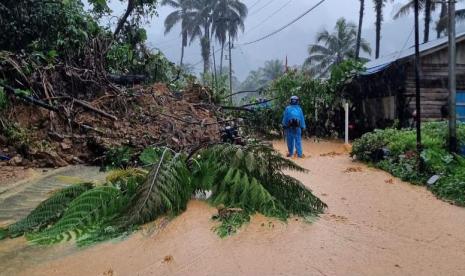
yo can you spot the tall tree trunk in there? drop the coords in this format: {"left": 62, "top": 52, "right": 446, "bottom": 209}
{"left": 220, "top": 42, "right": 224, "bottom": 75}
{"left": 114, "top": 0, "right": 135, "bottom": 38}
{"left": 201, "top": 38, "right": 210, "bottom": 74}
{"left": 180, "top": 32, "right": 187, "bottom": 67}
{"left": 424, "top": 0, "right": 432, "bottom": 43}
{"left": 355, "top": 0, "right": 365, "bottom": 59}
{"left": 437, "top": 2, "right": 448, "bottom": 38}
{"left": 180, "top": 45, "right": 185, "bottom": 68}
{"left": 202, "top": 23, "right": 211, "bottom": 74}
{"left": 374, "top": 0, "right": 383, "bottom": 59}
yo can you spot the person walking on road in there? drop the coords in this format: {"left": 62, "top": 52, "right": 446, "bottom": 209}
{"left": 282, "top": 95, "right": 306, "bottom": 158}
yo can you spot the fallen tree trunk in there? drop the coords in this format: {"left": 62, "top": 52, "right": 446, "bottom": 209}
{"left": 107, "top": 74, "right": 147, "bottom": 85}
{"left": 3, "top": 85, "right": 59, "bottom": 112}
{"left": 72, "top": 98, "right": 118, "bottom": 121}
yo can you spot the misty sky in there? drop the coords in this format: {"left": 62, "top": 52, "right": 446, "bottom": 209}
{"left": 93, "top": 0, "right": 465, "bottom": 80}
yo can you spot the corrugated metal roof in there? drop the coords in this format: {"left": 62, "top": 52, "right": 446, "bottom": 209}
{"left": 361, "top": 32, "right": 465, "bottom": 76}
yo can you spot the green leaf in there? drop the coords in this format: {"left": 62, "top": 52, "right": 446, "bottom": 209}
{"left": 139, "top": 147, "right": 163, "bottom": 166}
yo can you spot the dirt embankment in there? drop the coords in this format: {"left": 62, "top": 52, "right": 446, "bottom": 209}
{"left": 5, "top": 140, "right": 465, "bottom": 276}
{"left": 1, "top": 83, "right": 220, "bottom": 168}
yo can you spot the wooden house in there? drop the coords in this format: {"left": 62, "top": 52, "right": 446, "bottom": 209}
{"left": 346, "top": 32, "right": 465, "bottom": 131}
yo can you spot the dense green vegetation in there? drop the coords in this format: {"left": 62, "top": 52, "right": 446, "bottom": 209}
{"left": 351, "top": 122, "right": 465, "bottom": 206}
{"left": 0, "top": 0, "right": 190, "bottom": 101}
{"left": 242, "top": 59, "right": 364, "bottom": 138}
{"left": 0, "top": 143, "right": 326, "bottom": 245}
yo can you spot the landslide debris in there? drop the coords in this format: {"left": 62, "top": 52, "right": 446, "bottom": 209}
{"left": 0, "top": 83, "right": 221, "bottom": 168}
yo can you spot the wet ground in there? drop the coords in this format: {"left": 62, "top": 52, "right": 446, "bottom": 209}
{"left": 0, "top": 165, "right": 106, "bottom": 226}
{"left": 0, "top": 165, "right": 106, "bottom": 276}
{"left": 2, "top": 140, "right": 465, "bottom": 276}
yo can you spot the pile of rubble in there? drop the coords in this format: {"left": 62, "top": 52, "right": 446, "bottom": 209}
{"left": 0, "top": 83, "right": 222, "bottom": 167}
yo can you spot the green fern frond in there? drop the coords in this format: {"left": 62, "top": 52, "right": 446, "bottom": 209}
{"left": 209, "top": 167, "right": 288, "bottom": 219}
{"left": 8, "top": 183, "right": 94, "bottom": 237}
{"left": 212, "top": 210, "right": 251, "bottom": 238}
{"left": 190, "top": 157, "right": 219, "bottom": 191}
{"left": 120, "top": 148, "right": 193, "bottom": 227}
{"left": 264, "top": 173, "right": 327, "bottom": 216}
{"left": 204, "top": 142, "right": 307, "bottom": 176}
{"left": 106, "top": 168, "right": 148, "bottom": 183}
{"left": 27, "top": 186, "right": 126, "bottom": 245}
{"left": 107, "top": 168, "right": 148, "bottom": 196}
{"left": 200, "top": 143, "right": 325, "bottom": 222}
{"left": 0, "top": 228, "right": 8, "bottom": 240}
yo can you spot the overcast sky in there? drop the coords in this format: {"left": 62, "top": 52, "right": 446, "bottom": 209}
{"left": 95, "top": 0, "right": 465, "bottom": 80}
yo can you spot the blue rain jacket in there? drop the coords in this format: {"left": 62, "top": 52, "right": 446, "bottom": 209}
{"left": 282, "top": 105, "right": 306, "bottom": 129}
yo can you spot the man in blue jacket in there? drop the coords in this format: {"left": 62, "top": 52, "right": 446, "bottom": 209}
{"left": 282, "top": 96, "right": 306, "bottom": 158}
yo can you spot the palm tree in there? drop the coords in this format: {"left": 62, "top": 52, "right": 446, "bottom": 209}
{"left": 190, "top": 0, "right": 215, "bottom": 74}
{"left": 436, "top": 3, "right": 465, "bottom": 38}
{"left": 240, "top": 69, "right": 266, "bottom": 90}
{"left": 304, "top": 18, "right": 371, "bottom": 77}
{"left": 211, "top": 0, "right": 247, "bottom": 74}
{"left": 162, "top": 0, "right": 198, "bottom": 66}
{"left": 436, "top": 2, "right": 447, "bottom": 38}
{"left": 394, "top": 0, "right": 438, "bottom": 43}
{"left": 355, "top": 0, "right": 365, "bottom": 60}
{"left": 262, "top": 60, "right": 284, "bottom": 81}
{"left": 373, "top": 0, "right": 386, "bottom": 58}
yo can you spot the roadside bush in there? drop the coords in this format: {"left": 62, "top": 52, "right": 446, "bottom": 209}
{"left": 351, "top": 129, "right": 395, "bottom": 161}
{"left": 352, "top": 122, "right": 465, "bottom": 205}
{"left": 431, "top": 161, "right": 465, "bottom": 206}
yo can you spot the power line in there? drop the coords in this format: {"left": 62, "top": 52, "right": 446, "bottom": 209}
{"left": 191, "top": 47, "right": 223, "bottom": 67}
{"left": 249, "top": 0, "right": 262, "bottom": 10}
{"left": 245, "top": 0, "right": 293, "bottom": 35}
{"left": 249, "top": 0, "right": 277, "bottom": 17}
{"left": 239, "top": 0, "right": 328, "bottom": 46}
{"left": 396, "top": 26, "right": 414, "bottom": 60}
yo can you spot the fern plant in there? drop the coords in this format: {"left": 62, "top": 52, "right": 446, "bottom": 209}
{"left": 212, "top": 208, "right": 251, "bottom": 238}
{"left": 119, "top": 149, "right": 193, "bottom": 227}
{"left": 209, "top": 167, "right": 288, "bottom": 219}
{"left": 106, "top": 168, "right": 148, "bottom": 196}
{"left": 27, "top": 186, "right": 127, "bottom": 245}
{"left": 5, "top": 143, "right": 326, "bottom": 245}
{"left": 7, "top": 183, "right": 93, "bottom": 238}
{"left": 194, "top": 142, "right": 326, "bottom": 218}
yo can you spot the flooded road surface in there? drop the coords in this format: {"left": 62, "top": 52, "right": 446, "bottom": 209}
{"left": 4, "top": 140, "right": 465, "bottom": 276}
{"left": 0, "top": 165, "right": 106, "bottom": 276}
{"left": 0, "top": 165, "right": 105, "bottom": 226}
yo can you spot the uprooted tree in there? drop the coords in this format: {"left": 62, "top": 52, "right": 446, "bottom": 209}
{"left": 0, "top": 143, "right": 326, "bottom": 244}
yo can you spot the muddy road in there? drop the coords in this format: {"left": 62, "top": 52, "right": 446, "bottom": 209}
{"left": 2, "top": 140, "right": 465, "bottom": 276}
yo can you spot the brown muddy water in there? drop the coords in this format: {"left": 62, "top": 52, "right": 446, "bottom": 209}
{"left": 2, "top": 141, "right": 465, "bottom": 276}
{"left": 0, "top": 165, "right": 106, "bottom": 276}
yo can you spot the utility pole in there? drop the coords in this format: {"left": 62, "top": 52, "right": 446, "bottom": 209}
{"left": 355, "top": 0, "right": 365, "bottom": 60}
{"left": 228, "top": 32, "right": 233, "bottom": 104}
{"left": 449, "top": 0, "right": 458, "bottom": 152}
{"left": 414, "top": 0, "right": 423, "bottom": 169}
